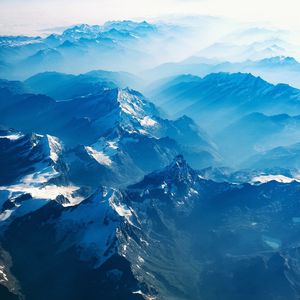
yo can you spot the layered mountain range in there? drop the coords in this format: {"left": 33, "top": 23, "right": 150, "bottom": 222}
{"left": 0, "top": 21, "right": 179, "bottom": 79}
{"left": 1, "top": 19, "right": 300, "bottom": 300}
{"left": 2, "top": 156, "right": 300, "bottom": 299}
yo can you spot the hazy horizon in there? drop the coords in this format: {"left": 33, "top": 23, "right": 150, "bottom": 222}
{"left": 1, "top": 0, "right": 300, "bottom": 36}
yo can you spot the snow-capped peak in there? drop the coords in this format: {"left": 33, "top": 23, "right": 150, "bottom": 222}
{"left": 45, "top": 135, "right": 62, "bottom": 163}
{"left": 132, "top": 155, "right": 199, "bottom": 193}
{"left": 251, "top": 174, "right": 300, "bottom": 184}
{"left": 117, "top": 89, "right": 157, "bottom": 119}
{"left": 164, "top": 155, "right": 195, "bottom": 183}
{"left": 85, "top": 146, "right": 113, "bottom": 167}
{"left": 115, "top": 88, "right": 160, "bottom": 135}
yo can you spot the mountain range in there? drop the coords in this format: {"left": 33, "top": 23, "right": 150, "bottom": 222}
{"left": 1, "top": 18, "right": 300, "bottom": 300}
{"left": 145, "top": 56, "right": 300, "bottom": 88}
{"left": 1, "top": 156, "right": 300, "bottom": 299}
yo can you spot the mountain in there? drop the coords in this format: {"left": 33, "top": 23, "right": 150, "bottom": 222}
{"left": 0, "top": 188, "right": 145, "bottom": 300}
{"left": 0, "top": 21, "right": 162, "bottom": 79}
{"left": 4, "top": 17, "right": 300, "bottom": 300}
{"left": 24, "top": 70, "right": 142, "bottom": 100}
{"left": 243, "top": 142, "right": 300, "bottom": 170}
{"left": 148, "top": 72, "right": 300, "bottom": 134}
{"left": 106, "top": 156, "right": 300, "bottom": 300}
{"left": 0, "top": 84, "right": 220, "bottom": 187}
{"left": 196, "top": 40, "right": 287, "bottom": 62}
{"left": 103, "top": 20, "right": 157, "bottom": 35}
{"left": 0, "top": 79, "right": 28, "bottom": 95}
{"left": 2, "top": 156, "right": 300, "bottom": 299}
{"left": 0, "top": 127, "right": 62, "bottom": 185}
{"left": 66, "top": 113, "right": 220, "bottom": 187}
{"left": 216, "top": 112, "right": 300, "bottom": 165}
{"left": 144, "top": 55, "right": 300, "bottom": 88}
{"left": 0, "top": 128, "right": 87, "bottom": 225}
{"left": 19, "top": 48, "right": 64, "bottom": 75}
{"left": 0, "top": 87, "right": 157, "bottom": 145}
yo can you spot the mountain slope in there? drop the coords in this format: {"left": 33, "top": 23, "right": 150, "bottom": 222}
{"left": 2, "top": 156, "right": 300, "bottom": 299}
{"left": 0, "top": 84, "right": 220, "bottom": 186}
{"left": 145, "top": 55, "right": 300, "bottom": 87}
{"left": 1, "top": 188, "right": 146, "bottom": 300}
{"left": 0, "top": 128, "right": 86, "bottom": 224}
{"left": 216, "top": 112, "right": 300, "bottom": 164}
{"left": 242, "top": 142, "right": 300, "bottom": 170}
{"left": 24, "top": 70, "right": 142, "bottom": 100}
{"left": 149, "top": 72, "right": 300, "bottom": 134}
{"left": 0, "top": 21, "right": 162, "bottom": 79}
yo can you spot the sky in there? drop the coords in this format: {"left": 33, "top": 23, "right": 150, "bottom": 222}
{"left": 1, "top": 0, "right": 300, "bottom": 35}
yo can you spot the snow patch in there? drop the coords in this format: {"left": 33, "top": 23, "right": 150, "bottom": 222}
{"left": 0, "top": 166, "right": 84, "bottom": 207}
{"left": 0, "top": 134, "right": 23, "bottom": 140}
{"left": 56, "top": 189, "right": 120, "bottom": 267}
{"left": 263, "top": 236, "right": 281, "bottom": 249}
{"left": 108, "top": 141, "right": 118, "bottom": 150}
{"left": 110, "top": 198, "right": 134, "bottom": 226}
{"left": 0, "top": 266, "right": 8, "bottom": 282}
{"left": 0, "top": 184, "right": 82, "bottom": 203}
{"left": 140, "top": 116, "right": 158, "bottom": 127}
{"left": 0, "top": 209, "right": 13, "bottom": 221}
{"left": 46, "top": 135, "right": 62, "bottom": 162}
{"left": 85, "top": 146, "right": 112, "bottom": 166}
{"left": 252, "top": 174, "right": 298, "bottom": 184}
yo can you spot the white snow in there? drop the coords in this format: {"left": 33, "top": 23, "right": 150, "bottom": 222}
{"left": 140, "top": 116, "right": 158, "bottom": 127}
{"left": 22, "top": 166, "right": 59, "bottom": 185}
{"left": 132, "top": 290, "right": 156, "bottom": 300}
{"left": 0, "top": 184, "right": 83, "bottom": 203}
{"left": 161, "top": 182, "right": 167, "bottom": 189}
{"left": 109, "top": 195, "right": 135, "bottom": 226}
{"left": 0, "top": 209, "right": 13, "bottom": 221}
{"left": 161, "top": 182, "right": 168, "bottom": 194}
{"left": 118, "top": 90, "right": 144, "bottom": 118}
{"left": 133, "top": 290, "right": 143, "bottom": 295}
{"left": 56, "top": 189, "right": 120, "bottom": 267}
{"left": 137, "top": 256, "right": 145, "bottom": 263}
{"left": 262, "top": 236, "right": 281, "bottom": 249}
{"left": 112, "top": 203, "right": 132, "bottom": 218}
{"left": 0, "top": 165, "right": 84, "bottom": 214}
{"left": 0, "top": 134, "right": 23, "bottom": 140}
{"left": 46, "top": 135, "right": 62, "bottom": 162}
{"left": 117, "top": 89, "right": 157, "bottom": 136}
{"left": 88, "top": 138, "right": 119, "bottom": 161}
{"left": 252, "top": 174, "right": 299, "bottom": 184}
{"left": 0, "top": 266, "right": 8, "bottom": 282}
{"left": 85, "top": 146, "right": 112, "bottom": 166}
{"left": 188, "top": 188, "right": 199, "bottom": 196}
{"left": 108, "top": 141, "right": 118, "bottom": 150}
{"left": 108, "top": 190, "right": 142, "bottom": 228}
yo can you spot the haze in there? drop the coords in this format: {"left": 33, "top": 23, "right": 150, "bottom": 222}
{"left": 1, "top": 0, "right": 300, "bottom": 35}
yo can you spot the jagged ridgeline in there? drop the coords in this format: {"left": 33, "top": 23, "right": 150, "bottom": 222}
{"left": 1, "top": 19, "right": 300, "bottom": 300}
